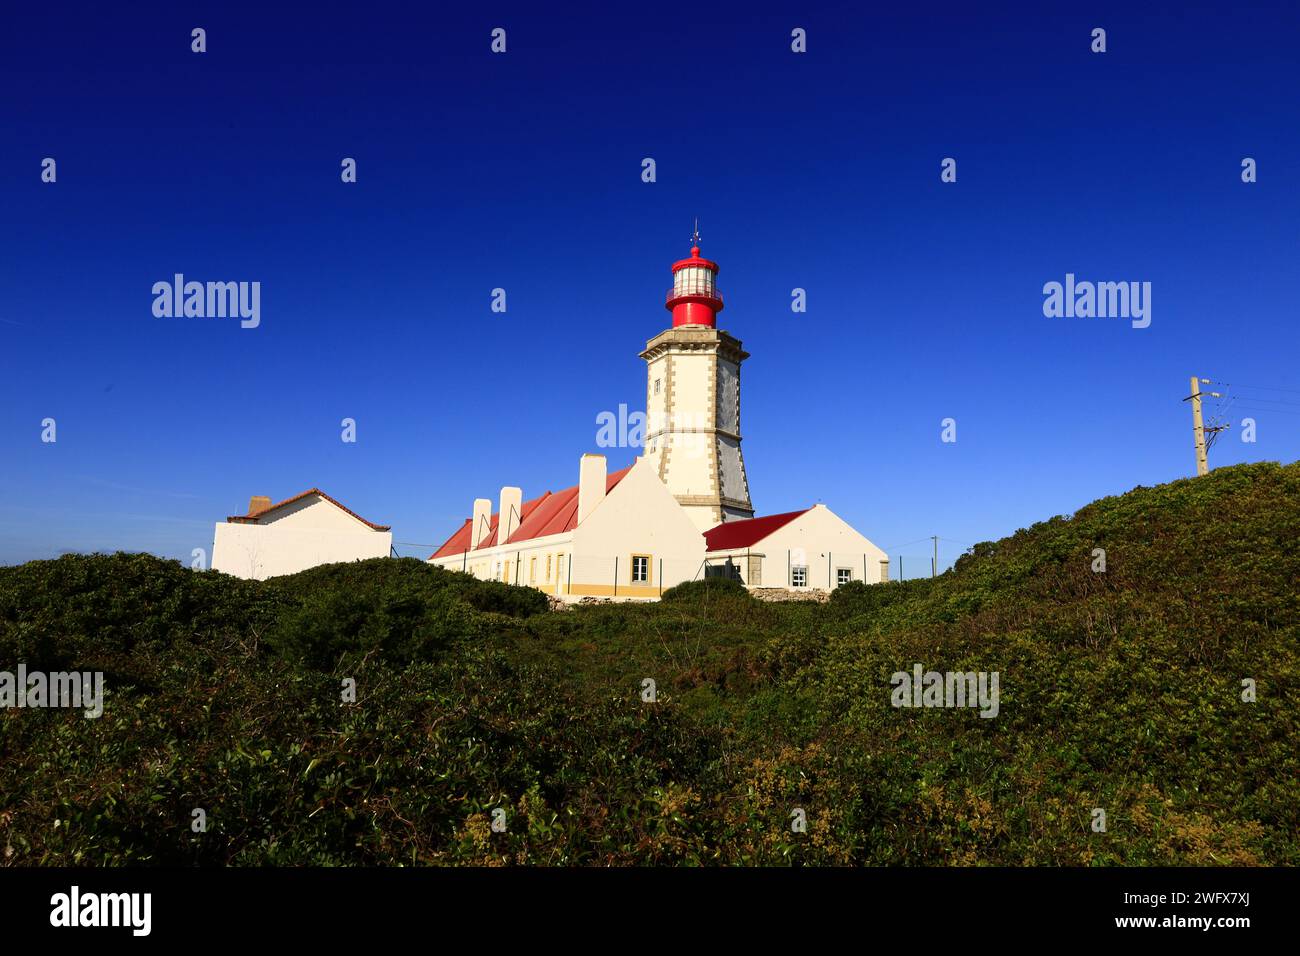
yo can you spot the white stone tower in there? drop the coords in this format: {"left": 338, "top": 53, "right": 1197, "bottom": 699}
{"left": 640, "top": 234, "right": 754, "bottom": 533}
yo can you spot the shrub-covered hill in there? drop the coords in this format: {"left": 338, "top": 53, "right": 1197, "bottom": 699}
{"left": 0, "top": 461, "right": 1296, "bottom": 865}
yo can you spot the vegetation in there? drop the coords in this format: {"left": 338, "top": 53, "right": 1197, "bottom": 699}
{"left": 1, "top": 462, "right": 1297, "bottom": 865}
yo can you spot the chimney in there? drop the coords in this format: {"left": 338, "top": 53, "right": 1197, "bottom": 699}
{"left": 498, "top": 486, "right": 523, "bottom": 545}
{"left": 577, "top": 454, "right": 607, "bottom": 525}
{"left": 248, "top": 495, "right": 272, "bottom": 515}
{"left": 471, "top": 498, "right": 492, "bottom": 548}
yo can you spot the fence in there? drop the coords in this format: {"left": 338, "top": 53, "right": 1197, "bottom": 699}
{"left": 561, "top": 555, "right": 703, "bottom": 599}
{"left": 396, "top": 544, "right": 931, "bottom": 596}
{"left": 890, "top": 553, "right": 959, "bottom": 580}
{"left": 701, "top": 551, "right": 890, "bottom": 590}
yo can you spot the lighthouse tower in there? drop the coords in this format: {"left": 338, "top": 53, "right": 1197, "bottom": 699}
{"left": 640, "top": 234, "right": 754, "bottom": 533}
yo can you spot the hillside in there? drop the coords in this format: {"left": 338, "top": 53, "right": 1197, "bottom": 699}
{"left": 1, "top": 461, "right": 1297, "bottom": 865}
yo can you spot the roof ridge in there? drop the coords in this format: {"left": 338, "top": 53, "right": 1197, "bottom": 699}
{"left": 227, "top": 488, "right": 391, "bottom": 532}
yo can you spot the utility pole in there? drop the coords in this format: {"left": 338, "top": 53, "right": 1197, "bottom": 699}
{"left": 1183, "top": 376, "right": 1225, "bottom": 477}
{"left": 931, "top": 536, "right": 938, "bottom": 578}
{"left": 1188, "top": 376, "right": 1208, "bottom": 476}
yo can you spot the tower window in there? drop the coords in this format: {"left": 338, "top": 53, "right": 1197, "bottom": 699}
{"left": 654, "top": 378, "right": 661, "bottom": 395}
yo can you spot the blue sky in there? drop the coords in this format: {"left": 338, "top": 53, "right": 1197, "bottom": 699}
{"left": 2, "top": 1, "right": 1297, "bottom": 573}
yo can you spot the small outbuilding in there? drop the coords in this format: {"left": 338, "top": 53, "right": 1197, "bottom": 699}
{"left": 702, "top": 504, "right": 889, "bottom": 589}
{"left": 211, "top": 489, "right": 392, "bottom": 580}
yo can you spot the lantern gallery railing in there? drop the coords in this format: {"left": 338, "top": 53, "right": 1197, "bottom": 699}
{"left": 666, "top": 285, "right": 723, "bottom": 304}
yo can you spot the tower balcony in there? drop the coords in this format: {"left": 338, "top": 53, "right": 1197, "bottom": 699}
{"left": 666, "top": 285, "right": 723, "bottom": 306}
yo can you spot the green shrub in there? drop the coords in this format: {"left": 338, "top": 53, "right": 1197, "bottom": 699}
{"left": 0, "top": 462, "right": 1296, "bottom": 865}
{"left": 269, "top": 557, "right": 548, "bottom": 619}
{"left": 827, "top": 577, "right": 932, "bottom": 620}
{"left": 659, "top": 576, "right": 750, "bottom": 603}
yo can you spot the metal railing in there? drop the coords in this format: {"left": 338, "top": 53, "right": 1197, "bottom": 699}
{"left": 666, "top": 284, "right": 723, "bottom": 305}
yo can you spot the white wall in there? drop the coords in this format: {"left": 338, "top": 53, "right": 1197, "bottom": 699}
{"left": 429, "top": 457, "right": 707, "bottom": 600}
{"left": 661, "top": 349, "right": 716, "bottom": 498}
{"left": 246, "top": 495, "right": 365, "bottom": 532}
{"left": 571, "top": 456, "right": 706, "bottom": 594}
{"left": 212, "top": 497, "right": 392, "bottom": 579}
{"left": 434, "top": 532, "right": 574, "bottom": 592}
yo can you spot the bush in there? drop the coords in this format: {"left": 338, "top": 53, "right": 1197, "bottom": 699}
{"left": 1, "top": 462, "right": 1297, "bottom": 865}
{"left": 827, "top": 577, "right": 931, "bottom": 620}
{"left": 0, "top": 551, "right": 279, "bottom": 670}
{"left": 659, "top": 577, "right": 750, "bottom": 603}
{"left": 260, "top": 558, "right": 545, "bottom": 669}
{"left": 269, "top": 557, "right": 548, "bottom": 619}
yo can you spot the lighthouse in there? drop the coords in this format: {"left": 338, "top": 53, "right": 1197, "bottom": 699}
{"left": 640, "top": 232, "right": 754, "bottom": 532}
{"left": 426, "top": 225, "right": 889, "bottom": 599}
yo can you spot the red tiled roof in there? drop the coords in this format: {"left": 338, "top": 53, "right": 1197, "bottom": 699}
{"left": 226, "top": 488, "right": 391, "bottom": 532}
{"left": 703, "top": 508, "right": 810, "bottom": 551}
{"left": 430, "top": 518, "right": 473, "bottom": 560}
{"left": 429, "top": 465, "right": 634, "bottom": 559}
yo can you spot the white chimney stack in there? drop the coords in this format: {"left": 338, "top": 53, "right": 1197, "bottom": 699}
{"left": 498, "top": 486, "right": 523, "bottom": 545}
{"left": 577, "top": 454, "right": 607, "bottom": 525}
{"left": 471, "top": 497, "right": 492, "bottom": 548}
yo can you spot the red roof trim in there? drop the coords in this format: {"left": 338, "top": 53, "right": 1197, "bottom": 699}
{"left": 429, "top": 464, "right": 634, "bottom": 559}
{"left": 429, "top": 518, "right": 472, "bottom": 560}
{"left": 226, "top": 488, "right": 391, "bottom": 532}
{"left": 702, "top": 508, "right": 811, "bottom": 551}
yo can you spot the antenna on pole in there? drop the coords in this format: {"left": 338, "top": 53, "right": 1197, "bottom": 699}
{"left": 691, "top": 217, "right": 701, "bottom": 245}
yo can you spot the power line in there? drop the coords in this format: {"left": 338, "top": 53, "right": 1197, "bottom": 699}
{"left": 1221, "top": 394, "right": 1300, "bottom": 408}
{"left": 1232, "top": 403, "right": 1300, "bottom": 416}
{"left": 1210, "top": 380, "right": 1300, "bottom": 395}
{"left": 879, "top": 536, "right": 933, "bottom": 552}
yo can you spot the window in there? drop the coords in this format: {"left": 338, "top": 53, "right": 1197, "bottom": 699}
{"left": 706, "top": 560, "right": 741, "bottom": 580}
{"left": 530, "top": 557, "right": 537, "bottom": 583}
{"left": 791, "top": 566, "right": 807, "bottom": 588}
{"left": 654, "top": 378, "right": 661, "bottom": 395}
{"left": 545, "top": 554, "right": 552, "bottom": 581}
{"left": 837, "top": 568, "right": 852, "bottom": 587}
{"left": 631, "top": 555, "right": 649, "bottom": 583}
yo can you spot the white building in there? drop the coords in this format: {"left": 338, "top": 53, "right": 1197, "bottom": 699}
{"left": 701, "top": 505, "right": 888, "bottom": 590}
{"left": 212, "top": 489, "right": 392, "bottom": 580}
{"left": 428, "top": 237, "right": 889, "bottom": 600}
{"left": 429, "top": 453, "right": 706, "bottom": 600}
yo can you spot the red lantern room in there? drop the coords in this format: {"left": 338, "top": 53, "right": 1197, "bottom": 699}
{"left": 665, "top": 226, "right": 723, "bottom": 328}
